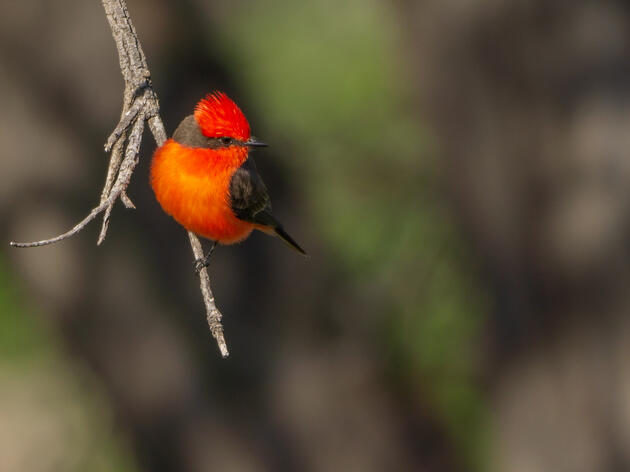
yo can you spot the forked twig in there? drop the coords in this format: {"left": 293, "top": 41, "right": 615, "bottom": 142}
{"left": 9, "top": 0, "right": 229, "bottom": 357}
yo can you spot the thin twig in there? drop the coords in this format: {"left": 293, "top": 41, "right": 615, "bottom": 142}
{"left": 98, "top": 111, "right": 145, "bottom": 243}
{"left": 188, "top": 232, "right": 228, "bottom": 357}
{"left": 101, "top": 134, "right": 126, "bottom": 203}
{"left": 9, "top": 0, "right": 229, "bottom": 357}
{"left": 104, "top": 95, "right": 145, "bottom": 152}
{"left": 10, "top": 201, "right": 111, "bottom": 248}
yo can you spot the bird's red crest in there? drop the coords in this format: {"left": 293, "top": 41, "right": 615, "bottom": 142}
{"left": 194, "top": 91, "right": 251, "bottom": 141}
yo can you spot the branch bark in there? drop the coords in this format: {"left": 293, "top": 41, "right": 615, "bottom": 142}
{"left": 9, "top": 0, "right": 228, "bottom": 357}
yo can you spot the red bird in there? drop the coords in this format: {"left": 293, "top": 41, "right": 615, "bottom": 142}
{"left": 150, "top": 92, "right": 306, "bottom": 267}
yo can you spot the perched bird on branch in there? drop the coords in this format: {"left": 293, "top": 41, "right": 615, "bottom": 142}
{"left": 151, "top": 91, "right": 306, "bottom": 268}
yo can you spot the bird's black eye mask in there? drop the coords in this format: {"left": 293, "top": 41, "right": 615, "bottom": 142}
{"left": 172, "top": 115, "right": 267, "bottom": 150}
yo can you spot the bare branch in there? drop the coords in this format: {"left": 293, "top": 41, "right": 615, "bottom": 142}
{"left": 10, "top": 201, "right": 111, "bottom": 248}
{"left": 98, "top": 111, "right": 145, "bottom": 244}
{"left": 104, "top": 95, "right": 145, "bottom": 152}
{"left": 148, "top": 113, "right": 168, "bottom": 145}
{"left": 188, "top": 232, "right": 229, "bottom": 358}
{"left": 9, "top": 0, "right": 229, "bottom": 356}
{"left": 120, "top": 191, "right": 135, "bottom": 209}
{"left": 100, "top": 134, "right": 126, "bottom": 203}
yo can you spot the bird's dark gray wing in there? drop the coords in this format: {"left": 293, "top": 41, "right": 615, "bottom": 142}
{"left": 230, "top": 158, "right": 308, "bottom": 255}
{"left": 229, "top": 157, "right": 276, "bottom": 226}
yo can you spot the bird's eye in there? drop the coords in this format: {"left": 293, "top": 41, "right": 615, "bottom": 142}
{"left": 220, "top": 137, "right": 232, "bottom": 145}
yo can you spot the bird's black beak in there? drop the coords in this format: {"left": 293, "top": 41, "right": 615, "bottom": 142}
{"left": 246, "top": 138, "right": 268, "bottom": 148}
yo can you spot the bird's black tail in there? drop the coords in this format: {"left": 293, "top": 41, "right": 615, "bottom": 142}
{"left": 273, "top": 225, "right": 307, "bottom": 256}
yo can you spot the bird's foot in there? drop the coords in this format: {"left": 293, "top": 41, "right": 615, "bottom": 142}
{"left": 193, "top": 257, "right": 209, "bottom": 274}
{"left": 193, "top": 241, "right": 218, "bottom": 274}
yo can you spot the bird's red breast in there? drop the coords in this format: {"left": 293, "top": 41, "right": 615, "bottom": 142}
{"left": 150, "top": 139, "right": 255, "bottom": 243}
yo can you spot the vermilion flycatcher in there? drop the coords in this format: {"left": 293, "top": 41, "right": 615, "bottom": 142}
{"left": 150, "top": 91, "right": 306, "bottom": 267}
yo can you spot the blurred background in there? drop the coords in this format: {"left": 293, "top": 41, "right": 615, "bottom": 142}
{"left": 2, "top": 0, "right": 630, "bottom": 471}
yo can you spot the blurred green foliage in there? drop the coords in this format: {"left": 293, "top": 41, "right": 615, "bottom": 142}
{"left": 0, "top": 257, "right": 138, "bottom": 472}
{"left": 0, "top": 257, "right": 49, "bottom": 361}
{"left": 217, "top": 0, "right": 488, "bottom": 467}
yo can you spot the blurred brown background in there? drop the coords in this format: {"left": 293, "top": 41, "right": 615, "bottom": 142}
{"left": 2, "top": 1, "right": 630, "bottom": 471}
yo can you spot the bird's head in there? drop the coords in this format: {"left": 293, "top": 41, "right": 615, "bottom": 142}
{"left": 172, "top": 92, "right": 267, "bottom": 156}
{"left": 194, "top": 91, "right": 251, "bottom": 142}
